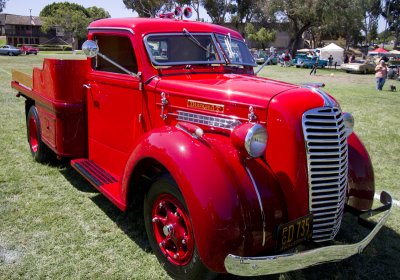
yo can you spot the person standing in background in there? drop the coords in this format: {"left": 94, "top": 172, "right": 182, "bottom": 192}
{"left": 375, "top": 60, "right": 388, "bottom": 91}
{"left": 310, "top": 58, "right": 318, "bottom": 75}
{"left": 328, "top": 55, "right": 333, "bottom": 67}
{"left": 269, "top": 45, "right": 275, "bottom": 56}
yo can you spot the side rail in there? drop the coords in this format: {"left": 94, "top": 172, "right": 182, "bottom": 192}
{"left": 12, "top": 70, "right": 32, "bottom": 91}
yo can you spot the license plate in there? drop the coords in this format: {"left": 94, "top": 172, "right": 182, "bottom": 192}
{"left": 277, "top": 214, "right": 313, "bottom": 251}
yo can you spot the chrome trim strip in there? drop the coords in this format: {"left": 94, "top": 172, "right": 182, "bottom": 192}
{"left": 224, "top": 192, "right": 392, "bottom": 276}
{"left": 88, "top": 27, "right": 135, "bottom": 34}
{"left": 177, "top": 110, "right": 241, "bottom": 130}
{"left": 303, "top": 85, "right": 335, "bottom": 107}
{"left": 245, "top": 166, "right": 266, "bottom": 246}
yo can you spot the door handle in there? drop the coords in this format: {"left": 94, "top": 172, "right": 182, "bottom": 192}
{"left": 83, "top": 84, "right": 91, "bottom": 89}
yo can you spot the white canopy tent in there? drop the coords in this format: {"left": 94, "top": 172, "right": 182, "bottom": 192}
{"left": 320, "top": 43, "right": 344, "bottom": 65}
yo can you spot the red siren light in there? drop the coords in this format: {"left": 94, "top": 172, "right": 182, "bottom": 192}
{"left": 184, "top": 7, "right": 192, "bottom": 18}
{"left": 174, "top": 6, "right": 183, "bottom": 17}
{"left": 159, "top": 12, "right": 174, "bottom": 19}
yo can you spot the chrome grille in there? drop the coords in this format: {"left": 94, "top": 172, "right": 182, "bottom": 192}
{"left": 177, "top": 110, "right": 241, "bottom": 130}
{"left": 302, "top": 107, "right": 348, "bottom": 242}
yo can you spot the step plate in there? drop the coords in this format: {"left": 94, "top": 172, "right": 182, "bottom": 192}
{"left": 72, "top": 159, "right": 118, "bottom": 187}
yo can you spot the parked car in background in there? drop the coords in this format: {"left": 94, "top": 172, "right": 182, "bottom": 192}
{"left": 0, "top": 45, "right": 22, "bottom": 56}
{"left": 254, "top": 49, "right": 278, "bottom": 65}
{"left": 292, "top": 54, "right": 328, "bottom": 68}
{"left": 340, "top": 60, "right": 376, "bottom": 74}
{"left": 387, "top": 65, "right": 399, "bottom": 80}
{"left": 20, "top": 45, "right": 39, "bottom": 55}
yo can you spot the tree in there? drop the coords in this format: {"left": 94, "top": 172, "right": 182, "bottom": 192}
{"left": 318, "top": 0, "right": 364, "bottom": 49}
{"left": 40, "top": 2, "right": 89, "bottom": 18}
{"left": 262, "top": 0, "right": 367, "bottom": 54}
{"left": 0, "top": 0, "right": 7, "bottom": 13}
{"left": 245, "top": 23, "right": 276, "bottom": 49}
{"left": 123, "top": 0, "right": 176, "bottom": 17}
{"left": 382, "top": 0, "right": 400, "bottom": 48}
{"left": 40, "top": 2, "right": 110, "bottom": 50}
{"left": 263, "top": 0, "right": 323, "bottom": 55}
{"left": 86, "top": 6, "right": 111, "bottom": 20}
{"left": 360, "top": 0, "right": 381, "bottom": 46}
{"left": 201, "top": 0, "right": 236, "bottom": 24}
{"left": 235, "top": 0, "right": 263, "bottom": 23}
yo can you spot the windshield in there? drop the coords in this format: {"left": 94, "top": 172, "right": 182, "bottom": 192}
{"left": 215, "top": 34, "right": 256, "bottom": 66}
{"left": 145, "top": 33, "right": 224, "bottom": 66}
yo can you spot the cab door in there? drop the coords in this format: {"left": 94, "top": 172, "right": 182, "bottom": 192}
{"left": 86, "top": 33, "right": 143, "bottom": 176}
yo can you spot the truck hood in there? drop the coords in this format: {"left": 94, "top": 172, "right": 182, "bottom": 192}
{"left": 155, "top": 73, "right": 298, "bottom": 111}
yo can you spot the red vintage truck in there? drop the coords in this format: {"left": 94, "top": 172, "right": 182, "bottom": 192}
{"left": 10, "top": 16, "right": 392, "bottom": 279}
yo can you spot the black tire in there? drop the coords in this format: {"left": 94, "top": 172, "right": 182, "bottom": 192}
{"left": 8, "top": 52, "right": 13, "bottom": 56}
{"left": 144, "top": 176, "right": 216, "bottom": 280}
{"left": 27, "top": 106, "right": 52, "bottom": 163}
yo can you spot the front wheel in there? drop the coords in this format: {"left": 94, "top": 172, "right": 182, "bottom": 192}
{"left": 8, "top": 52, "right": 13, "bottom": 56}
{"left": 144, "top": 176, "right": 216, "bottom": 280}
{"left": 27, "top": 106, "right": 52, "bottom": 162}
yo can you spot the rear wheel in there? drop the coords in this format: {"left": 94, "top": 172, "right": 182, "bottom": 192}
{"left": 8, "top": 52, "right": 13, "bottom": 56}
{"left": 27, "top": 106, "right": 52, "bottom": 162}
{"left": 144, "top": 176, "right": 216, "bottom": 280}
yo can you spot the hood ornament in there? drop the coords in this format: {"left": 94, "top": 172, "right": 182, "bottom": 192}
{"left": 248, "top": 106, "right": 256, "bottom": 122}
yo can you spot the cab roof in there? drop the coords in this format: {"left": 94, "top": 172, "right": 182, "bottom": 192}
{"left": 89, "top": 17, "right": 243, "bottom": 39}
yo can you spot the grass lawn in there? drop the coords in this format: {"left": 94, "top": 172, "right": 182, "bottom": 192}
{"left": 0, "top": 54, "right": 399, "bottom": 280}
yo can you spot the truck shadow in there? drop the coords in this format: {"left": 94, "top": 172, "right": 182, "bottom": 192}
{"left": 60, "top": 165, "right": 151, "bottom": 251}
{"left": 60, "top": 165, "right": 400, "bottom": 280}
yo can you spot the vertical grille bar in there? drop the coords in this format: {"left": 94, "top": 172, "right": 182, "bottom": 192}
{"left": 302, "top": 107, "right": 348, "bottom": 242}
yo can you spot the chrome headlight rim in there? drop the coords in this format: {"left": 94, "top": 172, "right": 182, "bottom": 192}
{"left": 244, "top": 123, "right": 268, "bottom": 158}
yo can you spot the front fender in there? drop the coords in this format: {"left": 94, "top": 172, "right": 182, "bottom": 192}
{"left": 347, "top": 132, "right": 375, "bottom": 210}
{"left": 121, "top": 125, "right": 264, "bottom": 272}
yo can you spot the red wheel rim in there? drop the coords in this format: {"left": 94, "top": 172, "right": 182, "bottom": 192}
{"left": 29, "top": 116, "right": 39, "bottom": 153}
{"left": 151, "top": 194, "right": 194, "bottom": 266}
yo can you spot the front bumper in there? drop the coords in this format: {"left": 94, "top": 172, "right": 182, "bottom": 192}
{"left": 224, "top": 191, "right": 392, "bottom": 276}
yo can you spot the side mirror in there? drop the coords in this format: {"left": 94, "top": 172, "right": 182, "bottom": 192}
{"left": 82, "top": 40, "right": 99, "bottom": 57}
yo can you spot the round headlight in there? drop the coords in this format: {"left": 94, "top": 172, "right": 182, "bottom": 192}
{"left": 343, "top": 112, "right": 354, "bottom": 137}
{"left": 244, "top": 124, "right": 268, "bottom": 157}
{"left": 231, "top": 123, "right": 268, "bottom": 158}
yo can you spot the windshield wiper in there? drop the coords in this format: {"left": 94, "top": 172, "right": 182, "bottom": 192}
{"left": 224, "top": 33, "right": 234, "bottom": 61}
{"left": 182, "top": 28, "right": 214, "bottom": 59}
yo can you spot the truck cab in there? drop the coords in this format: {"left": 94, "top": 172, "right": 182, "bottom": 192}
{"left": 10, "top": 17, "right": 392, "bottom": 279}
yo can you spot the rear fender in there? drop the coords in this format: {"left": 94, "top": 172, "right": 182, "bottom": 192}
{"left": 121, "top": 125, "right": 263, "bottom": 272}
{"left": 347, "top": 133, "right": 375, "bottom": 210}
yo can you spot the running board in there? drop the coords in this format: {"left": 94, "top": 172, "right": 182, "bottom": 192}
{"left": 71, "top": 159, "right": 126, "bottom": 211}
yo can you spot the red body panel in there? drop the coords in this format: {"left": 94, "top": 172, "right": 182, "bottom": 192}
{"left": 12, "top": 59, "right": 88, "bottom": 157}
{"left": 347, "top": 133, "right": 375, "bottom": 210}
{"left": 86, "top": 71, "right": 143, "bottom": 177}
{"left": 266, "top": 88, "right": 325, "bottom": 220}
{"left": 120, "top": 126, "right": 287, "bottom": 272}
